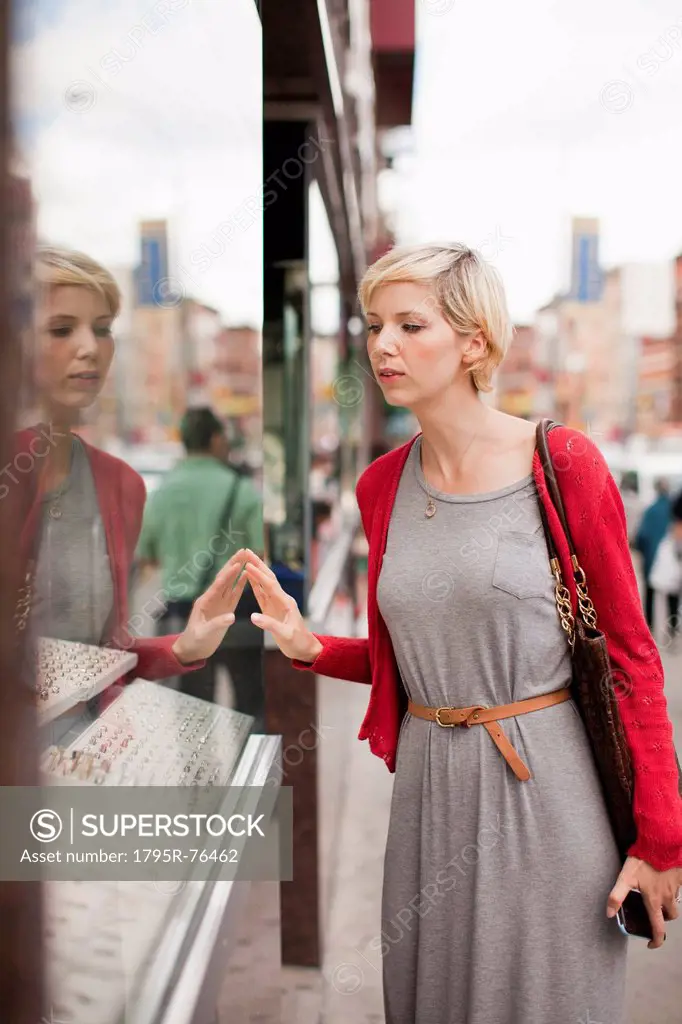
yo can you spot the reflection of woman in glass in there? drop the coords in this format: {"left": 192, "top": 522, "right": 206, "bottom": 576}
{"left": 242, "top": 244, "right": 682, "bottom": 1023}
{"left": 15, "top": 247, "right": 248, "bottom": 732}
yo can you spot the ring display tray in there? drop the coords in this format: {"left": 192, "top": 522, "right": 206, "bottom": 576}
{"left": 41, "top": 680, "right": 254, "bottom": 788}
{"left": 35, "top": 637, "right": 138, "bottom": 726}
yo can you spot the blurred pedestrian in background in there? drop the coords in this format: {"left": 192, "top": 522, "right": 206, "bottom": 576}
{"left": 136, "top": 407, "right": 264, "bottom": 727}
{"left": 671, "top": 485, "right": 682, "bottom": 542}
{"left": 619, "top": 470, "right": 642, "bottom": 546}
{"left": 635, "top": 478, "right": 674, "bottom": 635}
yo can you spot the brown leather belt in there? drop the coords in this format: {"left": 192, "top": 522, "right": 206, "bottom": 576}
{"left": 407, "top": 687, "right": 572, "bottom": 781}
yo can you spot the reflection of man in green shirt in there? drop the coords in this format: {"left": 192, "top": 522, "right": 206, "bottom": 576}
{"left": 137, "top": 408, "right": 264, "bottom": 723}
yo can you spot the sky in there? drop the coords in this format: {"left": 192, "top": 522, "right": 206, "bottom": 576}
{"left": 14, "top": 0, "right": 682, "bottom": 330}
{"left": 392, "top": 0, "right": 682, "bottom": 323}
{"left": 12, "top": 0, "right": 262, "bottom": 326}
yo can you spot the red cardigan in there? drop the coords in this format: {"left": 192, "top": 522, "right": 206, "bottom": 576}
{"left": 16, "top": 426, "right": 200, "bottom": 684}
{"left": 295, "top": 426, "right": 682, "bottom": 872}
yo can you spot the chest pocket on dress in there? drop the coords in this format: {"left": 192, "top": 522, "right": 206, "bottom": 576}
{"left": 492, "top": 530, "right": 551, "bottom": 600}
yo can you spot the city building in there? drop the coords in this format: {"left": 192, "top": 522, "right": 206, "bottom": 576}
{"left": 532, "top": 298, "right": 562, "bottom": 420}
{"left": 535, "top": 281, "right": 629, "bottom": 439}
{"left": 527, "top": 221, "right": 679, "bottom": 442}
{"left": 495, "top": 324, "right": 538, "bottom": 418}
{"left": 85, "top": 219, "right": 264, "bottom": 455}
{"left": 212, "top": 324, "right": 262, "bottom": 466}
{"left": 636, "top": 334, "right": 676, "bottom": 436}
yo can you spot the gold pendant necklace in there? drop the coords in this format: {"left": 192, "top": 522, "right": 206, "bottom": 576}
{"left": 48, "top": 478, "right": 68, "bottom": 519}
{"left": 420, "top": 431, "right": 479, "bottom": 520}
{"left": 48, "top": 494, "right": 63, "bottom": 520}
{"left": 44, "top": 432, "right": 74, "bottom": 519}
{"left": 421, "top": 443, "right": 438, "bottom": 518}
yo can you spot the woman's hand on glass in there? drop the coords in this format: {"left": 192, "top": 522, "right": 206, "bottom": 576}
{"left": 607, "top": 855, "right": 682, "bottom": 949}
{"left": 240, "top": 549, "right": 323, "bottom": 663}
{"left": 171, "top": 549, "right": 249, "bottom": 664}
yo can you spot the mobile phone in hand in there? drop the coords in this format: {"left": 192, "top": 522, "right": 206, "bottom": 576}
{"left": 615, "top": 889, "right": 654, "bottom": 940}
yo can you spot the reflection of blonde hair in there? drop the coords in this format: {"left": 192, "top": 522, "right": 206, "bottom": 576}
{"left": 35, "top": 246, "right": 121, "bottom": 318}
{"left": 358, "top": 243, "right": 513, "bottom": 392}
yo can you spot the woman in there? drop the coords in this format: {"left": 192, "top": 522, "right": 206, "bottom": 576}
{"left": 15, "top": 246, "right": 249, "bottom": 740}
{"left": 241, "top": 244, "right": 682, "bottom": 1024}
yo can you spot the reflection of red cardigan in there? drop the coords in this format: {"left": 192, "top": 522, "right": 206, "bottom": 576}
{"left": 16, "top": 427, "right": 199, "bottom": 683}
{"left": 295, "top": 426, "right": 682, "bottom": 871}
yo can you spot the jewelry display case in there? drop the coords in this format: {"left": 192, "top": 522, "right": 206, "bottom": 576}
{"left": 41, "top": 679, "right": 253, "bottom": 786}
{"left": 40, "top": 675, "right": 283, "bottom": 1024}
{"left": 35, "top": 638, "right": 138, "bottom": 726}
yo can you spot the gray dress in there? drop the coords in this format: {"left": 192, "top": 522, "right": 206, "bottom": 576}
{"left": 377, "top": 437, "right": 627, "bottom": 1024}
{"left": 33, "top": 436, "right": 115, "bottom": 748}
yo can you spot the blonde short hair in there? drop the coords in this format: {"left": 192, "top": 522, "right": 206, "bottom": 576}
{"left": 35, "top": 245, "right": 121, "bottom": 318}
{"left": 358, "top": 243, "right": 513, "bottom": 392}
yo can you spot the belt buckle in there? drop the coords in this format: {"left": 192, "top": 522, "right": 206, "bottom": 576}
{"left": 435, "top": 707, "right": 457, "bottom": 727}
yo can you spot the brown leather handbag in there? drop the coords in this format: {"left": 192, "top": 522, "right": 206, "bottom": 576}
{"left": 535, "top": 418, "right": 639, "bottom": 857}
{"left": 536, "top": 419, "right": 682, "bottom": 938}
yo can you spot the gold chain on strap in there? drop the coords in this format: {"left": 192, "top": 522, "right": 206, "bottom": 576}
{"left": 571, "top": 556, "right": 598, "bottom": 629}
{"left": 550, "top": 558, "right": 576, "bottom": 648}
{"left": 541, "top": 420, "right": 599, "bottom": 642}
{"left": 550, "top": 553, "right": 599, "bottom": 645}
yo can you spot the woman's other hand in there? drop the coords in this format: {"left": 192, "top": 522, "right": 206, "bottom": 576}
{"left": 607, "top": 855, "right": 682, "bottom": 949}
{"left": 171, "top": 549, "right": 249, "bottom": 664}
{"left": 240, "top": 550, "right": 323, "bottom": 663}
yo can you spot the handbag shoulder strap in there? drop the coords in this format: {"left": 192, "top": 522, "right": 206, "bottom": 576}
{"left": 535, "top": 419, "right": 562, "bottom": 564}
{"left": 535, "top": 418, "right": 578, "bottom": 557}
{"left": 196, "top": 471, "right": 242, "bottom": 595}
{"left": 534, "top": 418, "right": 599, "bottom": 634}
